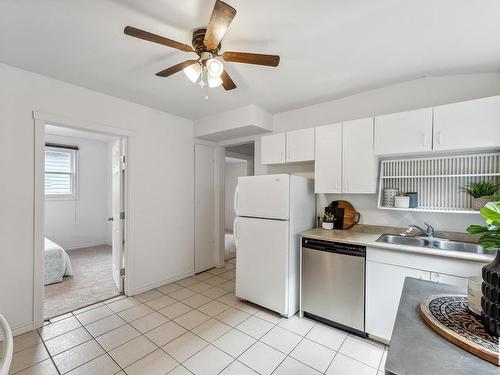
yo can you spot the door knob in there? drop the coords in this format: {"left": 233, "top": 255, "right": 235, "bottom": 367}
{"left": 107, "top": 217, "right": 114, "bottom": 222}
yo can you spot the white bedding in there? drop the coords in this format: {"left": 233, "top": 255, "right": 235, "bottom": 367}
{"left": 44, "top": 238, "right": 73, "bottom": 285}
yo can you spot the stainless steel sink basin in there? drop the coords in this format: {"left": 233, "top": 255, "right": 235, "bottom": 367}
{"left": 430, "top": 239, "right": 487, "bottom": 254}
{"left": 376, "top": 234, "right": 486, "bottom": 255}
{"left": 376, "top": 234, "right": 431, "bottom": 247}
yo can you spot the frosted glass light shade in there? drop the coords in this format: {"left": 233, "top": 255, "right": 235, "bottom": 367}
{"left": 207, "top": 74, "right": 223, "bottom": 88}
{"left": 206, "top": 58, "right": 223, "bottom": 77}
{"left": 183, "top": 63, "right": 202, "bottom": 83}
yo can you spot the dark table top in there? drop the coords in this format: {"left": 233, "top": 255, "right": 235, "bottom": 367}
{"left": 386, "top": 277, "right": 498, "bottom": 375}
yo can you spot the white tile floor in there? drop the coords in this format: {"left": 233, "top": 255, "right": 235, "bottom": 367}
{"left": 7, "top": 258, "right": 388, "bottom": 374}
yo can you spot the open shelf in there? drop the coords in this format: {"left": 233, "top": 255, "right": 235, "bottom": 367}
{"left": 378, "top": 152, "right": 500, "bottom": 213}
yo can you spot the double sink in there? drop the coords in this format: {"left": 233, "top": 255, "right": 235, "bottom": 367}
{"left": 376, "top": 234, "right": 487, "bottom": 255}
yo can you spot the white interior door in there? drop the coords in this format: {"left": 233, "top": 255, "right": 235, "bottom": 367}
{"left": 235, "top": 217, "right": 289, "bottom": 315}
{"left": 111, "top": 139, "right": 124, "bottom": 292}
{"left": 195, "top": 144, "right": 216, "bottom": 273}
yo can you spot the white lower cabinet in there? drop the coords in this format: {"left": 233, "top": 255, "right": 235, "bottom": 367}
{"left": 430, "top": 272, "right": 467, "bottom": 288}
{"left": 365, "top": 246, "right": 486, "bottom": 343}
{"left": 366, "top": 260, "right": 430, "bottom": 342}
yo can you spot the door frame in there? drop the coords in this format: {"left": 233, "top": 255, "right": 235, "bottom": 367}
{"left": 215, "top": 136, "right": 258, "bottom": 266}
{"left": 194, "top": 142, "right": 217, "bottom": 273}
{"left": 33, "top": 111, "right": 133, "bottom": 327}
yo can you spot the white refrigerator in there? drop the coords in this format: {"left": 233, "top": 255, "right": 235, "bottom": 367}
{"left": 233, "top": 174, "right": 315, "bottom": 317}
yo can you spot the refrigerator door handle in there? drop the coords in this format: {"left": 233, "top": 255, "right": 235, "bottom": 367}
{"left": 233, "top": 218, "right": 239, "bottom": 248}
{"left": 233, "top": 185, "right": 240, "bottom": 215}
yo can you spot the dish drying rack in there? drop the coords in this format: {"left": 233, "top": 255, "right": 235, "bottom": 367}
{"left": 377, "top": 152, "right": 500, "bottom": 214}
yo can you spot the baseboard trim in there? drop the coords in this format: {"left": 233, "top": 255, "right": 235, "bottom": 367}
{"left": 131, "top": 271, "right": 194, "bottom": 295}
{"left": 65, "top": 242, "right": 109, "bottom": 251}
{"left": 12, "top": 321, "right": 36, "bottom": 337}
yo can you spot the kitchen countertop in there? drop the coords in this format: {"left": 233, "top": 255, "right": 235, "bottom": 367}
{"left": 386, "top": 277, "right": 498, "bottom": 375}
{"left": 300, "top": 226, "right": 493, "bottom": 263}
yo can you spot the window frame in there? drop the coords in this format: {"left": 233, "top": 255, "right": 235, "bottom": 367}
{"left": 44, "top": 146, "right": 79, "bottom": 200}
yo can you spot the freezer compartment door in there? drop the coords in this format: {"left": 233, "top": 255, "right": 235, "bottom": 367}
{"left": 235, "top": 217, "right": 289, "bottom": 315}
{"left": 302, "top": 247, "right": 365, "bottom": 332}
{"left": 235, "top": 174, "right": 289, "bottom": 220}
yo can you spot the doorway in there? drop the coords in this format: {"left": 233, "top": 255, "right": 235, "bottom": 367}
{"left": 41, "top": 124, "right": 126, "bottom": 319}
{"left": 224, "top": 142, "right": 255, "bottom": 261}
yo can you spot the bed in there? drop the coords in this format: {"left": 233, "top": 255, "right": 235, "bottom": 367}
{"left": 44, "top": 238, "right": 73, "bottom": 285}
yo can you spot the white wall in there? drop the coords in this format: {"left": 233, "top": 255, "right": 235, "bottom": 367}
{"left": 253, "top": 74, "right": 500, "bottom": 232}
{"left": 272, "top": 73, "right": 500, "bottom": 132}
{"left": 224, "top": 160, "right": 248, "bottom": 230}
{"left": 45, "top": 134, "right": 110, "bottom": 250}
{"left": 0, "top": 63, "right": 194, "bottom": 333}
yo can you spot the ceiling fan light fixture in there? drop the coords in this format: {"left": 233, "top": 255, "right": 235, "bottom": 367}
{"left": 183, "top": 62, "right": 202, "bottom": 83}
{"left": 206, "top": 58, "right": 224, "bottom": 77}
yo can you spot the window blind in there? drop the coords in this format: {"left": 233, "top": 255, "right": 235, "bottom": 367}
{"left": 45, "top": 148, "right": 75, "bottom": 195}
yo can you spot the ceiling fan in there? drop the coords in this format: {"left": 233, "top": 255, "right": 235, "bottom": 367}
{"left": 124, "top": 0, "right": 280, "bottom": 92}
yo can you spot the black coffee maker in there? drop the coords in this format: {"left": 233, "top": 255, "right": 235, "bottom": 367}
{"left": 325, "top": 201, "right": 344, "bottom": 229}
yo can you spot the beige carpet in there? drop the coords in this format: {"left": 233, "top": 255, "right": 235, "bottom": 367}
{"left": 225, "top": 230, "right": 236, "bottom": 261}
{"left": 44, "top": 245, "right": 120, "bottom": 319}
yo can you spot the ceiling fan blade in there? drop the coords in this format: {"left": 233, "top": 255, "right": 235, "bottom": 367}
{"left": 222, "top": 51, "right": 280, "bottom": 67}
{"left": 203, "top": 1, "right": 236, "bottom": 50}
{"left": 220, "top": 70, "right": 237, "bottom": 90}
{"left": 124, "top": 26, "right": 194, "bottom": 53}
{"left": 156, "top": 60, "right": 199, "bottom": 77}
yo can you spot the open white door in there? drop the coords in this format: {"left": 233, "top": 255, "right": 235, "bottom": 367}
{"left": 111, "top": 139, "right": 125, "bottom": 292}
{"left": 194, "top": 144, "right": 216, "bottom": 273}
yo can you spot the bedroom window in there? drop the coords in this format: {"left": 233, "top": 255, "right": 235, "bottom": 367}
{"left": 45, "top": 145, "right": 78, "bottom": 199}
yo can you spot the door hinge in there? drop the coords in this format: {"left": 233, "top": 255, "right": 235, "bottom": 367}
{"left": 120, "top": 268, "right": 125, "bottom": 276}
{"left": 120, "top": 211, "right": 125, "bottom": 219}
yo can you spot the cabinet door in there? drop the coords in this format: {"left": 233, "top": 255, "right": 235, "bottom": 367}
{"left": 366, "top": 261, "right": 430, "bottom": 342}
{"left": 342, "top": 118, "right": 377, "bottom": 193}
{"left": 430, "top": 272, "right": 467, "bottom": 288}
{"left": 286, "top": 128, "right": 315, "bottom": 162}
{"left": 374, "top": 108, "right": 433, "bottom": 155}
{"left": 433, "top": 95, "right": 500, "bottom": 151}
{"left": 261, "top": 133, "right": 286, "bottom": 164}
{"left": 314, "top": 123, "right": 342, "bottom": 193}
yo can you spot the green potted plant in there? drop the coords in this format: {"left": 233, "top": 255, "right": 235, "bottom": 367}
{"left": 467, "top": 200, "right": 500, "bottom": 336}
{"left": 321, "top": 213, "right": 335, "bottom": 230}
{"left": 462, "top": 181, "right": 500, "bottom": 210}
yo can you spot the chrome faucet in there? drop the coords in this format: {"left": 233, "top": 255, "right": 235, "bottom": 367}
{"left": 401, "top": 223, "right": 435, "bottom": 238}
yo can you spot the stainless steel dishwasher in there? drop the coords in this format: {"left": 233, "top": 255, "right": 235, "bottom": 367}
{"left": 301, "top": 238, "right": 366, "bottom": 337}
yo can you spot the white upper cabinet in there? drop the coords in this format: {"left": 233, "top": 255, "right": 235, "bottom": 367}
{"left": 433, "top": 95, "right": 500, "bottom": 151}
{"left": 286, "top": 128, "right": 315, "bottom": 163}
{"left": 261, "top": 133, "right": 286, "bottom": 164}
{"left": 374, "top": 108, "right": 433, "bottom": 155}
{"left": 343, "top": 118, "right": 377, "bottom": 193}
{"left": 315, "top": 123, "right": 342, "bottom": 193}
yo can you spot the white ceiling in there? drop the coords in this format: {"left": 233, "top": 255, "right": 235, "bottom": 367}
{"left": 1, "top": 1, "right": 499, "bottom": 120}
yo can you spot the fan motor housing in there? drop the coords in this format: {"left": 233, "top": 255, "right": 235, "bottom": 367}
{"left": 192, "top": 27, "right": 220, "bottom": 55}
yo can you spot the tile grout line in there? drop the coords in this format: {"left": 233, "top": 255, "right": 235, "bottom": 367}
{"left": 25, "top": 268, "right": 385, "bottom": 375}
